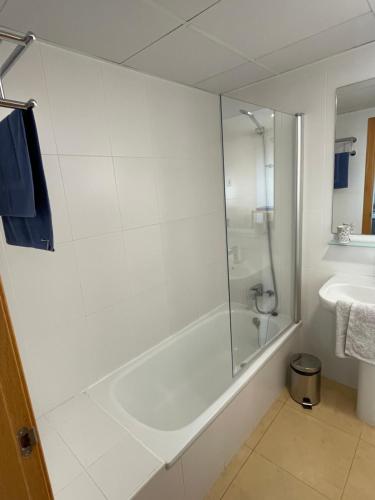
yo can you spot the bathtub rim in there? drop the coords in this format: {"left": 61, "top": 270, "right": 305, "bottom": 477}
{"left": 87, "top": 309, "right": 301, "bottom": 467}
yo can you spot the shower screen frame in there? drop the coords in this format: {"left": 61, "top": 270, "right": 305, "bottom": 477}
{"left": 219, "top": 96, "right": 303, "bottom": 377}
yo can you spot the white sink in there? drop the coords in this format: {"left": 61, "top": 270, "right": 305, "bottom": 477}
{"left": 319, "top": 274, "right": 375, "bottom": 312}
{"left": 229, "top": 261, "right": 257, "bottom": 280}
{"left": 319, "top": 273, "right": 375, "bottom": 425}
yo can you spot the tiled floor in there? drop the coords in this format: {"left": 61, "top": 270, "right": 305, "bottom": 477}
{"left": 206, "top": 377, "right": 375, "bottom": 500}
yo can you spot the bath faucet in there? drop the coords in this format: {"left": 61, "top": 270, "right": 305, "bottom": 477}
{"left": 248, "top": 284, "right": 276, "bottom": 312}
{"left": 248, "top": 283, "right": 263, "bottom": 298}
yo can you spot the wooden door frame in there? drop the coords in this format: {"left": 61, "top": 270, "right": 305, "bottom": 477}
{"left": 362, "top": 117, "right": 375, "bottom": 234}
{"left": 0, "top": 277, "right": 53, "bottom": 499}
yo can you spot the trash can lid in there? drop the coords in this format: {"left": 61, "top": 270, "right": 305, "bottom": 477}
{"left": 290, "top": 353, "right": 321, "bottom": 374}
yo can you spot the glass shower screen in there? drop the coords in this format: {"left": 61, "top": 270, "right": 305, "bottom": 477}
{"left": 221, "top": 96, "right": 296, "bottom": 375}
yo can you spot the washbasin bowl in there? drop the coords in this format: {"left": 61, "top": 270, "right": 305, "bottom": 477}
{"left": 319, "top": 274, "right": 375, "bottom": 312}
{"left": 319, "top": 273, "right": 375, "bottom": 425}
{"left": 229, "top": 261, "right": 257, "bottom": 280}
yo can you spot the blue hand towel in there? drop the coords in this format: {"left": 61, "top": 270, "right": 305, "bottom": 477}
{"left": 0, "top": 108, "right": 54, "bottom": 251}
{"left": 0, "top": 108, "right": 36, "bottom": 216}
{"left": 334, "top": 152, "right": 349, "bottom": 189}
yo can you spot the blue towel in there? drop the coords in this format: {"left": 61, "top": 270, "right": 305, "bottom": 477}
{"left": 0, "top": 109, "right": 54, "bottom": 251}
{"left": 0, "top": 108, "right": 35, "bottom": 216}
{"left": 334, "top": 152, "right": 349, "bottom": 189}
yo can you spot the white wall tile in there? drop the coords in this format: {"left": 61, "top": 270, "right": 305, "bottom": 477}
{"left": 114, "top": 157, "right": 160, "bottom": 229}
{"left": 0, "top": 43, "right": 57, "bottom": 154}
{"left": 41, "top": 44, "right": 111, "bottom": 156}
{"left": 162, "top": 217, "right": 206, "bottom": 330}
{"left": 5, "top": 242, "right": 83, "bottom": 333}
{"left": 55, "top": 473, "right": 106, "bottom": 500}
{"left": 75, "top": 232, "right": 128, "bottom": 314}
{"left": 103, "top": 64, "right": 153, "bottom": 157}
{"left": 46, "top": 394, "right": 125, "bottom": 467}
{"left": 156, "top": 158, "right": 222, "bottom": 222}
{"left": 59, "top": 156, "right": 121, "bottom": 239}
{"left": 86, "top": 301, "right": 137, "bottom": 372}
{"left": 125, "top": 225, "right": 165, "bottom": 296}
{"left": 146, "top": 77, "right": 221, "bottom": 160}
{"left": 43, "top": 155, "right": 72, "bottom": 243}
{"left": 0, "top": 40, "right": 226, "bottom": 423}
{"left": 18, "top": 316, "right": 95, "bottom": 416}
{"left": 161, "top": 213, "right": 227, "bottom": 331}
{"left": 127, "top": 285, "right": 171, "bottom": 353}
{"left": 37, "top": 417, "right": 83, "bottom": 495}
{"left": 88, "top": 437, "right": 162, "bottom": 500}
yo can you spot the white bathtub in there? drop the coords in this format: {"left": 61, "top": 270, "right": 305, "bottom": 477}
{"left": 88, "top": 306, "right": 298, "bottom": 466}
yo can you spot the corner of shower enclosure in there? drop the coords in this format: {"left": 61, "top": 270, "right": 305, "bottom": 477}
{"left": 220, "top": 96, "right": 303, "bottom": 376}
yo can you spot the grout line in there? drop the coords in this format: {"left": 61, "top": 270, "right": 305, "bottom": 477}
{"left": 340, "top": 435, "right": 361, "bottom": 499}
{"left": 226, "top": 34, "right": 375, "bottom": 98}
{"left": 255, "top": 451, "right": 331, "bottom": 500}
{"left": 120, "top": 23, "right": 184, "bottom": 64}
{"left": 36, "top": 42, "right": 60, "bottom": 155}
{"left": 251, "top": 396, "right": 287, "bottom": 450}
{"left": 255, "top": 401, "right": 360, "bottom": 499}
{"left": 175, "top": 11, "right": 375, "bottom": 91}
{"left": 213, "top": 392, "right": 288, "bottom": 499}
{"left": 252, "top": 11, "right": 374, "bottom": 65}
{"left": 285, "top": 400, "right": 363, "bottom": 440}
{"left": 217, "top": 446, "right": 254, "bottom": 499}
{"left": 184, "top": 0, "right": 223, "bottom": 23}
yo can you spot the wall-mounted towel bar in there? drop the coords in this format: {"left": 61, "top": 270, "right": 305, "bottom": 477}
{"left": 0, "top": 30, "right": 37, "bottom": 110}
{"left": 335, "top": 136, "right": 357, "bottom": 156}
{"left": 335, "top": 136, "right": 357, "bottom": 144}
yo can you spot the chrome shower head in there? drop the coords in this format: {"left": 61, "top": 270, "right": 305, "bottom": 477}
{"left": 239, "top": 109, "right": 264, "bottom": 135}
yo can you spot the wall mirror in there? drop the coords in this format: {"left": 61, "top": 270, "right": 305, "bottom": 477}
{"left": 332, "top": 78, "right": 375, "bottom": 235}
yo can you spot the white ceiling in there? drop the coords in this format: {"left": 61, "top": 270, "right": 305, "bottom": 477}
{"left": 0, "top": 0, "right": 375, "bottom": 94}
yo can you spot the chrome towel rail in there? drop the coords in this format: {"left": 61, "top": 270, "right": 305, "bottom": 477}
{"left": 0, "top": 30, "right": 37, "bottom": 109}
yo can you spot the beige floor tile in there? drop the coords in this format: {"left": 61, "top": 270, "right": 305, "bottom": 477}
{"left": 205, "top": 444, "right": 252, "bottom": 500}
{"left": 277, "top": 386, "right": 290, "bottom": 402}
{"left": 342, "top": 440, "right": 375, "bottom": 500}
{"left": 223, "top": 453, "right": 326, "bottom": 500}
{"left": 286, "top": 377, "right": 363, "bottom": 437}
{"left": 246, "top": 398, "right": 284, "bottom": 449}
{"left": 256, "top": 406, "right": 358, "bottom": 499}
{"left": 360, "top": 422, "right": 375, "bottom": 447}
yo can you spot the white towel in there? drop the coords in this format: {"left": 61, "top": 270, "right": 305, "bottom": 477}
{"left": 336, "top": 300, "right": 375, "bottom": 364}
{"left": 346, "top": 302, "right": 375, "bottom": 365}
{"left": 336, "top": 300, "right": 351, "bottom": 358}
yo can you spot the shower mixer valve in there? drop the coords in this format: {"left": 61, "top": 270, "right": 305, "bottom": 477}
{"left": 248, "top": 284, "right": 275, "bottom": 298}
{"left": 249, "top": 283, "right": 264, "bottom": 298}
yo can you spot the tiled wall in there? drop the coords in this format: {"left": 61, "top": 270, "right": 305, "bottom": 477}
{"left": 0, "top": 41, "right": 228, "bottom": 416}
{"left": 229, "top": 40, "right": 375, "bottom": 388}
